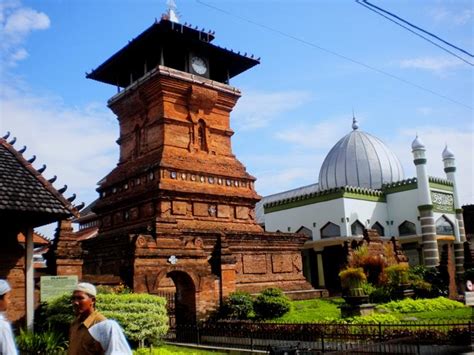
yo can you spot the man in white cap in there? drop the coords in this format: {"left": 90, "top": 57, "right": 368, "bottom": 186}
{"left": 69, "top": 282, "right": 131, "bottom": 355}
{"left": 0, "top": 279, "right": 18, "bottom": 355}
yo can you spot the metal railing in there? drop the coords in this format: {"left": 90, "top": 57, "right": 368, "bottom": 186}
{"left": 166, "top": 320, "right": 472, "bottom": 354}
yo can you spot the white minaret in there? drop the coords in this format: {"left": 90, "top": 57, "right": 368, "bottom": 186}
{"left": 412, "top": 136, "right": 439, "bottom": 267}
{"left": 442, "top": 145, "right": 465, "bottom": 279}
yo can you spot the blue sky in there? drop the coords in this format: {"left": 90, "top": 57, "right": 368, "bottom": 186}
{"left": 1, "top": 0, "right": 472, "bottom": 237}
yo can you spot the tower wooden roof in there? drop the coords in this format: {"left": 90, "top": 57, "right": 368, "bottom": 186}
{"left": 86, "top": 18, "right": 260, "bottom": 87}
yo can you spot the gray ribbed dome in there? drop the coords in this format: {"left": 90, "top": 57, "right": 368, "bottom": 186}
{"left": 318, "top": 120, "right": 404, "bottom": 190}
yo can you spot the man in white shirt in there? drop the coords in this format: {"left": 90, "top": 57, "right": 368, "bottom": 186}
{"left": 0, "top": 279, "right": 17, "bottom": 355}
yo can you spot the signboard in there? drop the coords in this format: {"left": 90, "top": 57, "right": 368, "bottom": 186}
{"left": 465, "top": 291, "right": 474, "bottom": 307}
{"left": 40, "top": 275, "right": 78, "bottom": 302}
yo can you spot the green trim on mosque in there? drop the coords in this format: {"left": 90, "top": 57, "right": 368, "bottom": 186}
{"left": 417, "top": 204, "right": 433, "bottom": 211}
{"left": 382, "top": 178, "right": 417, "bottom": 194}
{"left": 455, "top": 208, "right": 463, "bottom": 214}
{"left": 264, "top": 186, "right": 386, "bottom": 214}
{"left": 444, "top": 167, "right": 456, "bottom": 173}
{"left": 414, "top": 158, "right": 427, "bottom": 165}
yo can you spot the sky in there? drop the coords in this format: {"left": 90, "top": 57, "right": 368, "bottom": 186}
{"left": 1, "top": 0, "right": 473, "bottom": 238}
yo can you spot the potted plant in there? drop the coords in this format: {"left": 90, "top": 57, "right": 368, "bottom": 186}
{"left": 385, "top": 263, "right": 414, "bottom": 299}
{"left": 339, "top": 267, "right": 369, "bottom": 305}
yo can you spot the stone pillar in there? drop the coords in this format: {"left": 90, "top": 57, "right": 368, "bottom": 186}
{"left": 442, "top": 146, "right": 465, "bottom": 280}
{"left": 52, "top": 220, "right": 83, "bottom": 278}
{"left": 25, "top": 227, "right": 34, "bottom": 331}
{"left": 316, "top": 253, "right": 325, "bottom": 287}
{"left": 412, "top": 136, "right": 439, "bottom": 267}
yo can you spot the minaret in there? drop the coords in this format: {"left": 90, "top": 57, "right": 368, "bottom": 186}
{"left": 442, "top": 145, "right": 465, "bottom": 278}
{"left": 412, "top": 136, "right": 439, "bottom": 267}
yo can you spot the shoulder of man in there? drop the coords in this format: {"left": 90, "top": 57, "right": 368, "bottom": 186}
{"left": 83, "top": 310, "right": 107, "bottom": 329}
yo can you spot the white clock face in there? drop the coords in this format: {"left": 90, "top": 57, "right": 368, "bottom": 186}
{"left": 191, "top": 56, "right": 207, "bottom": 75}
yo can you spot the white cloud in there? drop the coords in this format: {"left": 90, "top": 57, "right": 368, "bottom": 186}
{"left": 430, "top": 7, "right": 474, "bottom": 25}
{"left": 0, "top": 1, "right": 50, "bottom": 66}
{"left": 233, "top": 90, "right": 312, "bottom": 130}
{"left": 1, "top": 80, "right": 119, "bottom": 207}
{"left": 274, "top": 114, "right": 356, "bottom": 149}
{"left": 399, "top": 57, "right": 463, "bottom": 73}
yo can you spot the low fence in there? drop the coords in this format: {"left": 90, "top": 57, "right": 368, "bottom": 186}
{"left": 167, "top": 320, "right": 472, "bottom": 354}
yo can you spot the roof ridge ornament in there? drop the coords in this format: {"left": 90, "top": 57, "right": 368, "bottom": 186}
{"left": 166, "top": 0, "right": 180, "bottom": 23}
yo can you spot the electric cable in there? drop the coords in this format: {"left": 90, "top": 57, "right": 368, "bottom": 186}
{"left": 195, "top": 0, "right": 473, "bottom": 110}
{"left": 360, "top": 0, "right": 474, "bottom": 58}
{"left": 356, "top": 0, "right": 473, "bottom": 66}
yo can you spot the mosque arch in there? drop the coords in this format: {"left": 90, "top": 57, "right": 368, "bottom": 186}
{"left": 320, "top": 222, "right": 341, "bottom": 239}
{"left": 372, "top": 221, "right": 385, "bottom": 236}
{"left": 351, "top": 220, "right": 365, "bottom": 236}
{"left": 398, "top": 220, "right": 416, "bottom": 236}
{"left": 297, "top": 226, "right": 313, "bottom": 238}
{"left": 436, "top": 215, "right": 454, "bottom": 236}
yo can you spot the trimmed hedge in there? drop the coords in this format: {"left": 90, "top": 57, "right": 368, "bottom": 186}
{"left": 377, "top": 297, "right": 465, "bottom": 313}
{"left": 253, "top": 288, "right": 291, "bottom": 319}
{"left": 38, "top": 292, "right": 168, "bottom": 346}
{"left": 220, "top": 291, "right": 254, "bottom": 320}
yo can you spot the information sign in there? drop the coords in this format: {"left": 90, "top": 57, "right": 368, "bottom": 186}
{"left": 40, "top": 275, "right": 78, "bottom": 302}
{"left": 465, "top": 291, "right": 474, "bottom": 306}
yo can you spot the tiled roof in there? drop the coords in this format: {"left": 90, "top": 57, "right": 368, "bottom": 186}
{"left": 0, "top": 134, "right": 79, "bottom": 221}
{"left": 255, "top": 183, "right": 319, "bottom": 224}
{"left": 17, "top": 231, "right": 50, "bottom": 246}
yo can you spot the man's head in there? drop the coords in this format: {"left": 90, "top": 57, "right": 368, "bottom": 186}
{"left": 0, "top": 279, "right": 12, "bottom": 312}
{"left": 71, "top": 282, "right": 97, "bottom": 317}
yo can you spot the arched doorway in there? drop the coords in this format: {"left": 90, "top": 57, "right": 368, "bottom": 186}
{"left": 166, "top": 271, "right": 197, "bottom": 326}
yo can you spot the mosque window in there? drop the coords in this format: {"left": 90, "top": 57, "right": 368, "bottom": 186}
{"left": 398, "top": 221, "right": 416, "bottom": 236}
{"left": 372, "top": 222, "right": 385, "bottom": 236}
{"left": 436, "top": 216, "right": 454, "bottom": 235}
{"left": 297, "top": 226, "right": 313, "bottom": 238}
{"left": 351, "top": 220, "right": 365, "bottom": 236}
{"left": 321, "top": 222, "right": 341, "bottom": 239}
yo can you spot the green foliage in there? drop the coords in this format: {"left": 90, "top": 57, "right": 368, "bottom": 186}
{"left": 378, "top": 297, "right": 465, "bottom": 313}
{"left": 385, "top": 264, "right": 409, "bottom": 286}
{"left": 134, "top": 344, "right": 227, "bottom": 354}
{"left": 253, "top": 288, "right": 291, "bottom": 319}
{"left": 220, "top": 291, "right": 253, "bottom": 320}
{"left": 38, "top": 292, "right": 169, "bottom": 347}
{"left": 16, "top": 328, "right": 67, "bottom": 354}
{"left": 339, "top": 267, "right": 367, "bottom": 290}
{"left": 96, "top": 283, "right": 132, "bottom": 294}
{"left": 351, "top": 313, "right": 399, "bottom": 324}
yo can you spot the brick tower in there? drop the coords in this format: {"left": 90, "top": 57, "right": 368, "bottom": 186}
{"left": 69, "top": 14, "right": 316, "bottom": 324}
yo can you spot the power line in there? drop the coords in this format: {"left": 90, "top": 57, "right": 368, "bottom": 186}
{"left": 195, "top": 0, "right": 472, "bottom": 110}
{"left": 360, "top": 0, "right": 474, "bottom": 58}
{"left": 356, "top": 0, "right": 473, "bottom": 66}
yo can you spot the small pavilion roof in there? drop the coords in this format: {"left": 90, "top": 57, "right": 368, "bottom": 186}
{"left": 0, "top": 133, "right": 79, "bottom": 227}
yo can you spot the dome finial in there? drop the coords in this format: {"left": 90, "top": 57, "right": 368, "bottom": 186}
{"left": 352, "top": 110, "right": 359, "bottom": 130}
{"left": 442, "top": 144, "right": 455, "bottom": 160}
{"left": 411, "top": 134, "right": 425, "bottom": 150}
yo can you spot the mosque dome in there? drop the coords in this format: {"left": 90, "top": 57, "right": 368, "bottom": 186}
{"left": 318, "top": 118, "right": 404, "bottom": 190}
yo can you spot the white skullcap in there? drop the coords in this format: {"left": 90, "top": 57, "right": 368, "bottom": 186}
{"left": 74, "top": 282, "right": 97, "bottom": 297}
{"left": 0, "top": 279, "right": 11, "bottom": 296}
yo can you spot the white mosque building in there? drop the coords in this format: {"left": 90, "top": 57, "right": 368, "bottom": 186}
{"left": 256, "top": 118, "right": 467, "bottom": 291}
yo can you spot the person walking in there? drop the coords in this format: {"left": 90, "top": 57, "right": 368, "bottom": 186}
{"left": 0, "top": 279, "right": 18, "bottom": 355}
{"left": 68, "top": 282, "right": 131, "bottom": 355}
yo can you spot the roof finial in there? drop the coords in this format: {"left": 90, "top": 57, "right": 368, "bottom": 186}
{"left": 352, "top": 110, "right": 359, "bottom": 130}
{"left": 166, "top": 0, "right": 180, "bottom": 23}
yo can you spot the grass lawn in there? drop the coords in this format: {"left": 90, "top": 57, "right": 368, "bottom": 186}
{"left": 134, "top": 344, "right": 227, "bottom": 354}
{"left": 271, "top": 297, "right": 472, "bottom": 323}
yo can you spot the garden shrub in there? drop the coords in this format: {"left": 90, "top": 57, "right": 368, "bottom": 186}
{"left": 220, "top": 291, "right": 253, "bottom": 319}
{"left": 38, "top": 292, "right": 169, "bottom": 347}
{"left": 385, "top": 264, "right": 409, "bottom": 286}
{"left": 377, "top": 297, "right": 465, "bottom": 313}
{"left": 368, "top": 286, "right": 392, "bottom": 303}
{"left": 351, "top": 313, "right": 399, "bottom": 324}
{"left": 253, "top": 288, "right": 291, "bottom": 319}
{"left": 16, "top": 328, "right": 67, "bottom": 354}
